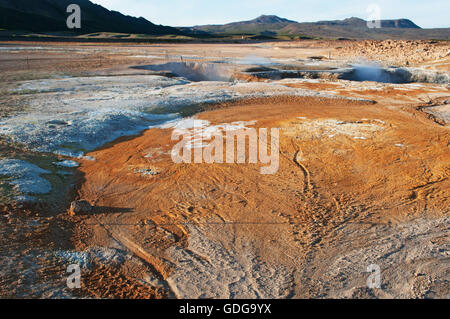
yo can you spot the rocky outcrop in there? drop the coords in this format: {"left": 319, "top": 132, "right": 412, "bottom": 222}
{"left": 336, "top": 40, "right": 450, "bottom": 66}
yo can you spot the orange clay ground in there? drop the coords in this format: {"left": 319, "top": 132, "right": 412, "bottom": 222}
{"left": 0, "top": 41, "right": 448, "bottom": 298}
{"left": 70, "top": 93, "right": 449, "bottom": 298}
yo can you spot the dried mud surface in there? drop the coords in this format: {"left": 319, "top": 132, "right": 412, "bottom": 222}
{"left": 72, "top": 95, "right": 449, "bottom": 298}
{"left": 0, "top": 41, "right": 449, "bottom": 299}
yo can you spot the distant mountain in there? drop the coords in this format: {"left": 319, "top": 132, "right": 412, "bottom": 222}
{"left": 239, "top": 15, "right": 297, "bottom": 24}
{"left": 0, "top": 0, "right": 183, "bottom": 35}
{"left": 379, "top": 19, "right": 421, "bottom": 29}
{"left": 193, "top": 15, "right": 296, "bottom": 35}
{"left": 193, "top": 15, "right": 421, "bottom": 33}
{"left": 192, "top": 15, "right": 450, "bottom": 40}
{"left": 0, "top": 3, "right": 447, "bottom": 41}
{"left": 314, "top": 17, "right": 420, "bottom": 28}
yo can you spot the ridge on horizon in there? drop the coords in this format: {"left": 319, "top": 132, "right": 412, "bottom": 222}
{"left": 0, "top": 0, "right": 448, "bottom": 40}
{"left": 192, "top": 14, "right": 421, "bottom": 29}
{"left": 185, "top": 14, "right": 450, "bottom": 40}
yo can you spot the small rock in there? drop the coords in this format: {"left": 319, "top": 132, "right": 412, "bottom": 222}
{"left": 68, "top": 200, "right": 92, "bottom": 216}
{"left": 46, "top": 120, "right": 68, "bottom": 126}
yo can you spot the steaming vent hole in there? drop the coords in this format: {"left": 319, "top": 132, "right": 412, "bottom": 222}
{"left": 242, "top": 64, "right": 449, "bottom": 84}
{"left": 133, "top": 62, "right": 235, "bottom": 82}
{"left": 343, "top": 65, "right": 449, "bottom": 84}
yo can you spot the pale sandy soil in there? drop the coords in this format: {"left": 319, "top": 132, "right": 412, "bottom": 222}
{"left": 0, "top": 41, "right": 448, "bottom": 299}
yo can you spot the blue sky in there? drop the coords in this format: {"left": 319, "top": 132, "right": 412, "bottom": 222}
{"left": 91, "top": 0, "right": 449, "bottom": 28}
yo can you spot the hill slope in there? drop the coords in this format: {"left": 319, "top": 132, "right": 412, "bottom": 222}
{"left": 0, "top": 0, "right": 183, "bottom": 35}
{"left": 193, "top": 15, "right": 297, "bottom": 35}
{"left": 313, "top": 17, "right": 420, "bottom": 28}
{"left": 193, "top": 15, "right": 449, "bottom": 40}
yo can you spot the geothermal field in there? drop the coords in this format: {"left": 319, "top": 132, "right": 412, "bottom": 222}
{"left": 0, "top": 40, "right": 449, "bottom": 299}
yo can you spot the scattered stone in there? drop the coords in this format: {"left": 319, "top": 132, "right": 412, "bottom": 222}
{"left": 308, "top": 56, "right": 326, "bottom": 60}
{"left": 68, "top": 200, "right": 92, "bottom": 216}
{"left": 46, "top": 120, "right": 68, "bottom": 126}
{"left": 142, "top": 219, "right": 155, "bottom": 227}
{"left": 133, "top": 167, "right": 160, "bottom": 177}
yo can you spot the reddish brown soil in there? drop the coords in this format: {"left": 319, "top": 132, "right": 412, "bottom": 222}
{"left": 1, "top": 41, "right": 448, "bottom": 298}
{"left": 70, "top": 95, "right": 449, "bottom": 297}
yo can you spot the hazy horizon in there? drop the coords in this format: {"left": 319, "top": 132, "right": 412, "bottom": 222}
{"left": 91, "top": 0, "right": 449, "bottom": 28}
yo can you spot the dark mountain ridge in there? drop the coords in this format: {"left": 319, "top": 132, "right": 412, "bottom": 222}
{"left": 0, "top": 0, "right": 183, "bottom": 35}
{"left": 0, "top": 3, "right": 448, "bottom": 41}
{"left": 194, "top": 15, "right": 421, "bottom": 31}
